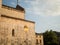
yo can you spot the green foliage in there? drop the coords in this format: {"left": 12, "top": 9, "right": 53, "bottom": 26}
{"left": 43, "top": 30, "right": 59, "bottom": 45}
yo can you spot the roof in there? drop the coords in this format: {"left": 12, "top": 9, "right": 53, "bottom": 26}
{"left": 16, "top": 5, "right": 24, "bottom": 11}
{"left": 35, "top": 33, "right": 43, "bottom": 35}
{"left": 2, "top": 4, "right": 25, "bottom": 13}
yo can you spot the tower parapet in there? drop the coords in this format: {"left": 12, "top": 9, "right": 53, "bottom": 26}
{"left": 0, "top": 0, "right": 25, "bottom": 19}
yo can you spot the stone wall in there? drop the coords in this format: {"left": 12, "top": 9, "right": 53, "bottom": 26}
{"left": 0, "top": 7, "right": 25, "bottom": 19}
{"left": 0, "top": 0, "right": 25, "bottom": 19}
{"left": 0, "top": 0, "right": 36, "bottom": 45}
{"left": 0, "top": 16, "right": 35, "bottom": 45}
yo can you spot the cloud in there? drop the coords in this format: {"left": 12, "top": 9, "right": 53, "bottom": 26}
{"left": 25, "top": 0, "right": 60, "bottom": 16}
{"left": 10, "top": 2, "right": 15, "bottom": 5}
{"left": 18, "top": 0, "right": 21, "bottom": 2}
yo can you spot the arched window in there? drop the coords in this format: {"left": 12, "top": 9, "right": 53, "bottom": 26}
{"left": 24, "top": 25, "right": 29, "bottom": 32}
{"left": 12, "top": 29, "right": 14, "bottom": 36}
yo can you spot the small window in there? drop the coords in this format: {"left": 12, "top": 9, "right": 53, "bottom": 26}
{"left": 12, "top": 29, "right": 14, "bottom": 36}
{"left": 24, "top": 25, "right": 28, "bottom": 32}
{"left": 40, "top": 40, "right": 41, "bottom": 43}
{"left": 36, "top": 39, "right": 38, "bottom": 44}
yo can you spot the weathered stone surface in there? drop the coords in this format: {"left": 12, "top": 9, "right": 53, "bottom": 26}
{"left": 0, "top": 0, "right": 36, "bottom": 45}
{"left": 0, "top": 16, "right": 35, "bottom": 45}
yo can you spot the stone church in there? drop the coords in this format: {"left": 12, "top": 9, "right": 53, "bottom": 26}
{"left": 0, "top": 0, "right": 36, "bottom": 45}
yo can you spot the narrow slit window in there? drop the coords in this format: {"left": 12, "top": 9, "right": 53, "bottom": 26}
{"left": 12, "top": 29, "right": 14, "bottom": 36}
{"left": 40, "top": 40, "right": 41, "bottom": 43}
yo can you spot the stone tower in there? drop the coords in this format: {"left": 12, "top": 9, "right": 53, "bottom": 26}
{"left": 0, "top": 0, "right": 36, "bottom": 45}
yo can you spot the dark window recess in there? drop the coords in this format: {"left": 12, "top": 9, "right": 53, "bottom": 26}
{"left": 40, "top": 40, "right": 41, "bottom": 43}
{"left": 12, "top": 29, "right": 14, "bottom": 36}
{"left": 36, "top": 39, "right": 38, "bottom": 44}
{"left": 11, "top": 43, "right": 14, "bottom": 45}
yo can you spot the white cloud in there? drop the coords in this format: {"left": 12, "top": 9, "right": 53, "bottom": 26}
{"left": 25, "top": 0, "right": 60, "bottom": 16}
{"left": 11, "top": 2, "right": 15, "bottom": 5}
{"left": 18, "top": 0, "right": 21, "bottom": 2}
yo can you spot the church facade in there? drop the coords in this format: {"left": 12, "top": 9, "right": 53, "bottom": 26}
{"left": 0, "top": 0, "right": 36, "bottom": 45}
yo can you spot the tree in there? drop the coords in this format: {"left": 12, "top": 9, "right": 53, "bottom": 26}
{"left": 43, "top": 30, "right": 59, "bottom": 45}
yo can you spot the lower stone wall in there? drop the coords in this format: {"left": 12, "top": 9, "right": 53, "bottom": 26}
{"left": 0, "top": 16, "right": 36, "bottom": 45}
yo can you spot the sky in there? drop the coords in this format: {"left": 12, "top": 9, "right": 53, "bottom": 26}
{"left": 2, "top": 0, "right": 60, "bottom": 33}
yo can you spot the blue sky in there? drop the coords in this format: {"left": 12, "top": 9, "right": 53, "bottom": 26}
{"left": 3, "top": 0, "right": 60, "bottom": 33}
